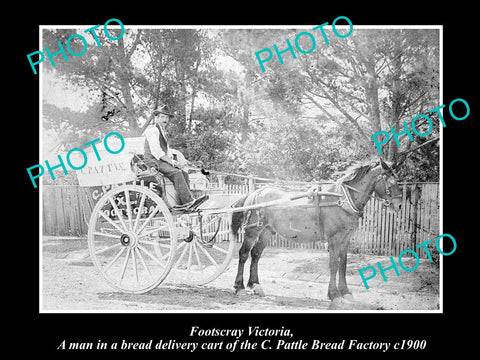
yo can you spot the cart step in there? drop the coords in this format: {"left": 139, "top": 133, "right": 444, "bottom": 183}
{"left": 172, "top": 195, "right": 209, "bottom": 213}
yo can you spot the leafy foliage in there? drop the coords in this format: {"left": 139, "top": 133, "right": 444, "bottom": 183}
{"left": 42, "top": 27, "right": 440, "bottom": 185}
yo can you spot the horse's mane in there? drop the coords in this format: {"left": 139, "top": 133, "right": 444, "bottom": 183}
{"left": 336, "top": 160, "right": 379, "bottom": 185}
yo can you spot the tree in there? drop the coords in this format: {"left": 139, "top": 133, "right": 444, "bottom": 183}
{"left": 221, "top": 27, "right": 440, "bottom": 181}
{"left": 43, "top": 28, "right": 211, "bottom": 143}
{"left": 42, "top": 27, "right": 440, "bottom": 184}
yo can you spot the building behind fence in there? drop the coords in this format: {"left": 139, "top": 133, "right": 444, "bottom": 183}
{"left": 42, "top": 182, "right": 439, "bottom": 258}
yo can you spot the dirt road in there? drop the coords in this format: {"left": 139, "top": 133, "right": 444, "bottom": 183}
{"left": 41, "top": 237, "right": 439, "bottom": 312}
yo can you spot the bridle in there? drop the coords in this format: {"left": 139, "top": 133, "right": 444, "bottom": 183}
{"left": 378, "top": 172, "right": 403, "bottom": 207}
{"left": 340, "top": 171, "right": 402, "bottom": 216}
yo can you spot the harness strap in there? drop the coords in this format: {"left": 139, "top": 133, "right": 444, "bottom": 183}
{"left": 239, "top": 172, "right": 402, "bottom": 228}
{"left": 241, "top": 186, "right": 277, "bottom": 231}
{"left": 341, "top": 184, "right": 362, "bottom": 216}
{"left": 340, "top": 172, "right": 403, "bottom": 216}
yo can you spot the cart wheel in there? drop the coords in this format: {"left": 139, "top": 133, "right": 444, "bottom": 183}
{"left": 162, "top": 213, "right": 234, "bottom": 285}
{"left": 87, "top": 184, "right": 177, "bottom": 294}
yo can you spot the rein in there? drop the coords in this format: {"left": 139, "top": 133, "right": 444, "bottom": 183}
{"left": 239, "top": 172, "right": 402, "bottom": 231}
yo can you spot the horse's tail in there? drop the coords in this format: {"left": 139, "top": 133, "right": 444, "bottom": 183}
{"left": 230, "top": 194, "right": 248, "bottom": 239}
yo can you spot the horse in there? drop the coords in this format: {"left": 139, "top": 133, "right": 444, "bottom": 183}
{"left": 230, "top": 159, "right": 403, "bottom": 300}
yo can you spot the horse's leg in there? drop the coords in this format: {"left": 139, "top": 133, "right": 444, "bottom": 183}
{"left": 327, "top": 238, "right": 342, "bottom": 300}
{"left": 247, "top": 230, "right": 268, "bottom": 296}
{"left": 234, "top": 228, "right": 258, "bottom": 295}
{"left": 338, "top": 239, "right": 352, "bottom": 298}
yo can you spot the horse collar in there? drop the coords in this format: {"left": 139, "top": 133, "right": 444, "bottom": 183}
{"left": 340, "top": 184, "right": 363, "bottom": 217}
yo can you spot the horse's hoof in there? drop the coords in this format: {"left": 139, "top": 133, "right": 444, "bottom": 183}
{"left": 342, "top": 293, "right": 354, "bottom": 302}
{"left": 330, "top": 297, "right": 343, "bottom": 304}
{"left": 328, "top": 290, "right": 342, "bottom": 301}
{"left": 251, "top": 284, "right": 266, "bottom": 297}
{"left": 235, "top": 288, "right": 248, "bottom": 297}
{"left": 328, "top": 297, "right": 344, "bottom": 309}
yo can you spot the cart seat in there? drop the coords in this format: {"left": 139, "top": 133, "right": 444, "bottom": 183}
{"left": 130, "top": 154, "right": 180, "bottom": 207}
{"left": 134, "top": 166, "right": 173, "bottom": 186}
{"left": 130, "top": 154, "right": 173, "bottom": 184}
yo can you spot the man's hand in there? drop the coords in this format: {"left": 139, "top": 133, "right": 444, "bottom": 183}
{"left": 160, "top": 156, "right": 182, "bottom": 169}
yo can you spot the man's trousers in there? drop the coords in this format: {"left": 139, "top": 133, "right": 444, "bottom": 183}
{"left": 145, "top": 156, "right": 194, "bottom": 205}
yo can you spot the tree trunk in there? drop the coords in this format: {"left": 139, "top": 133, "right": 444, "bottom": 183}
{"left": 364, "top": 61, "right": 382, "bottom": 136}
{"left": 174, "top": 60, "right": 188, "bottom": 134}
{"left": 240, "top": 98, "right": 250, "bottom": 143}
{"left": 188, "top": 60, "right": 201, "bottom": 131}
{"left": 117, "top": 37, "right": 139, "bottom": 135}
{"left": 120, "top": 79, "right": 139, "bottom": 135}
{"left": 388, "top": 45, "right": 404, "bottom": 161}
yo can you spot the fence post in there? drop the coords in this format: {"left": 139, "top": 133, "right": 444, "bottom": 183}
{"left": 217, "top": 174, "right": 226, "bottom": 189}
{"left": 248, "top": 175, "right": 255, "bottom": 192}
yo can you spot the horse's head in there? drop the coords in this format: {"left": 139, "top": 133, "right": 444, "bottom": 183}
{"left": 373, "top": 159, "right": 403, "bottom": 212}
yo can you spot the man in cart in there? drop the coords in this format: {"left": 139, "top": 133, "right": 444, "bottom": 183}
{"left": 143, "top": 105, "right": 208, "bottom": 210}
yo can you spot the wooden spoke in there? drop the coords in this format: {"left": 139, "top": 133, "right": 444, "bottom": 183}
{"left": 134, "top": 247, "right": 152, "bottom": 279}
{"left": 187, "top": 243, "right": 193, "bottom": 275}
{"left": 88, "top": 184, "right": 176, "bottom": 293}
{"left": 119, "top": 248, "right": 131, "bottom": 284}
{"left": 94, "top": 242, "right": 122, "bottom": 255}
{"left": 133, "top": 192, "right": 146, "bottom": 232}
{"left": 211, "top": 244, "right": 229, "bottom": 254}
{"left": 93, "top": 231, "right": 121, "bottom": 240}
{"left": 99, "top": 211, "right": 125, "bottom": 234}
{"left": 174, "top": 241, "right": 190, "bottom": 269}
{"left": 175, "top": 240, "right": 187, "bottom": 251}
{"left": 124, "top": 189, "right": 133, "bottom": 230}
{"left": 139, "top": 239, "right": 172, "bottom": 247}
{"left": 131, "top": 246, "right": 138, "bottom": 284}
{"left": 137, "top": 224, "right": 171, "bottom": 238}
{"left": 137, "top": 244, "right": 166, "bottom": 268}
{"left": 160, "top": 252, "right": 171, "bottom": 261}
{"left": 98, "top": 227, "right": 122, "bottom": 235}
{"left": 198, "top": 244, "right": 219, "bottom": 269}
{"left": 136, "top": 206, "right": 160, "bottom": 235}
{"left": 104, "top": 247, "right": 126, "bottom": 273}
{"left": 192, "top": 242, "right": 204, "bottom": 270}
{"left": 166, "top": 213, "right": 233, "bottom": 286}
{"left": 109, "top": 197, "right": 128, "bottom": 232}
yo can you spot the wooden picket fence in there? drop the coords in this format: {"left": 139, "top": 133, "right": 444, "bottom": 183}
{"left": 42, "top": 182, "right": 439, "bottom": 257}
{"left": 41, "top": 183, "right": 251, "bottom": 237}
{"left": 42, "top": 185, "right": 91, "bottom": 236}
{"left": 350, "top": 183, "right": 440, "bottom": 258}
